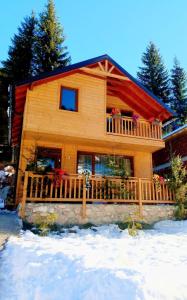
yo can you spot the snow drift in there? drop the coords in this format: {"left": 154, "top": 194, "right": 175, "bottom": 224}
{"left": 0, "top": 221, "right": 187, "bottom": 300}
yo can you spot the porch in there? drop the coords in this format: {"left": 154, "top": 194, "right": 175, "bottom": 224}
{"left": 20, "top": 172, "right": 175, "bottom": 218}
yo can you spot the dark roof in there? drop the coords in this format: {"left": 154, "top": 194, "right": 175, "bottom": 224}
{"left": 16, "top": 54, "right": 174, "bottom": 116}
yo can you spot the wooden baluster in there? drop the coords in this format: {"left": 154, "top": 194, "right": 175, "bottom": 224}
{"left": 69, "top": 178, "right": 72, "bottom": 199}
{"left": 143, "top": 123, "right": 146, "bottom": 137}
{"left": 103, "top": 178, "right": 106, "bottom": 201}
{"left": 147, "top": 124, "right": 150, "bottom": 138}
{"left": 55, "top": 180, "right": 58, "bottom": 198}
{"left": 50, "top": 180, "right": 53, "bottom": 199}
{"left": 91, "top": 178, "right": 94, "bottom": 200}
{"left": 168, "top": 188, "right": 172, "bottom": 201}
{"left": 45, "top": 177, "right": 49, "bottom": 197}
{"left": 150, "top": 124, "right": 153, "bottom": 139}
{"left": 124, "top": 119, "right": 126, "bottom": 135}
{"left": 64, "top": 179, "right": 67, "bottom": 199}
{"left": 74, "top": 178, "right": 76, "bottom": 199}
{"left": 128, "top": 180, "right": 131, "bottom": 200}
{"left": 99, "top": 179, "right": 102, "bottom": 200}
{"left": 155, "top": 182, "right": 159, "bottom": 202}
{"left": 96, "top": 179, "right": 98, "bottom": 199}
{"left": 30, "top": 176, "right": 33, "bottom": 198}
{"left": 82, "top": 176, "right": 87, "bottom": 218}
{"left": 152, "top": 180, "right": 155, "bottom": 201}
{"left": 135, "top": 180, "right": 138, "bottom": 200}
{"left": 20, "top": 171, "right": 29, "bottom": 218}
{"left": 35, "top": 177, "right": 38, "bottom": 198}
{"left": 117, "top": 118, "right": 120, "bottom": 134}
{"left": 145, "top": 123, "right": 147, "bottom": 137}
{"left": 149, "top": 181, "right": 152, "bottom": 201}
{"left": 121, "top": 118, "right": 124, "bottom": 135}
{"left": 165, "top": 184, "right": 169, "bottom": 201}
{"left": 138, "top": 178, "right": 143, "bottom": 216}
{"left": 78, "top": 178, "right": 81, "bottom": 199}
{"left": 40, "top": 177, "right": 44, "bottom": 199}
{"left": 140, "top": 122, "right": 143, "bottom": 137}
{"left": 60, "top": 177, "right": 63, "bottom": 199}
{"left": 145, "top": 181, "right": 147, "bottom": 201}
{"left": 108, "top": 178, "right": 110, "bottom": 200}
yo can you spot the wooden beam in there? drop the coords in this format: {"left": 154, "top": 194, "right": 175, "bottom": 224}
{"left": 108, "top": 78, "right": 167, "bottom": 117}
{"left": 105, "top": 60, "right": 108, "bottom": 72}
{"left": 111, "top": 89, "right": 152, "bottom": 119}
{"left": 108, "top": 81, "right": 159, "bottom": 115}
{"left": 98, "top": 62, "right": 105, "bottom": 72}
{"left": 78, "top": 70, "right": 106, "bottom": 81}
{"left": 108, "top": 65, "right": 115, "bottom": 73}
{"left": 81, "top": 67, "right": 130, "bottom": 81}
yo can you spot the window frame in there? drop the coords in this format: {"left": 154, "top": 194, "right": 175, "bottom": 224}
{"left": 59, "top": 86, "right": 78, "bottom": 112}
{"left": 77, "top": 151, "right": 134, "bottom": 176}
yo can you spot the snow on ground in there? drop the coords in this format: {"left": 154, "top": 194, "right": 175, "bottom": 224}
{"left": 0, "top": 221, "right": 187, "bottom": 300}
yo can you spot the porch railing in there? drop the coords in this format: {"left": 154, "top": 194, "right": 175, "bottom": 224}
{"left": 106, "top": 115, "right": 162, "bottom": 140}
{"left": 20, "top": 172, "right": 175, "bottom": 217}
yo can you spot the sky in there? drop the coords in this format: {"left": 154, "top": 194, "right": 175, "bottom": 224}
{"left": 0, "top": 0, "right": 187, "bottom": 76}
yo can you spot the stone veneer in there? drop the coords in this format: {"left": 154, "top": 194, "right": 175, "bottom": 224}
{"left": 24, "top": 203, "right": 175, "bottom": 225}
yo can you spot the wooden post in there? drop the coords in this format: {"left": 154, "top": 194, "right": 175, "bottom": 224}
{"left": 82, "top": 175, "right": 87, "bottom": 218}
{"left": 138, "top": 178, "right": 143, "bottom": 216}
{"left": 20, "top": 171, "right": 29, "bottom": 219}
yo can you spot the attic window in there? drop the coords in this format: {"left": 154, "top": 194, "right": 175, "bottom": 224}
{"left": 60, "top": 87, "right": 78, "bottom": 112}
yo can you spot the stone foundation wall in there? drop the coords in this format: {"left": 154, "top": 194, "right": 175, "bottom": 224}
{"left": 24, "top": 203, "right": 175, "bottom": 225}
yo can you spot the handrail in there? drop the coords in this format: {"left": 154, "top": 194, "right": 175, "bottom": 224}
{"left": 106, "top": 115, "right": 162, "bottom": 140}
{"left": 20, "top": 172, "right": 175, "bottom": 218}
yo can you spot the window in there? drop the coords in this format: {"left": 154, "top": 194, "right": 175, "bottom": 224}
{"left": 37, "top": 147, "right": 61, "bottom": 170}
{"left": 77, "top": 152, "right": 133, "bottom": 176}
{"left": 60, "top": 87, "right": 78, "bottom": 112}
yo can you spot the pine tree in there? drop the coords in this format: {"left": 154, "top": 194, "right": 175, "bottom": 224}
{"left": 171, "top": 58, "right": 187, "bottom": 124}
{"left": 2, "top": 12, "right": 37, "bottom": 83}
{"left": 1, "top": 13, "right": 36, "bottom": 145}
{"left": 0, "top": 70, "right": 9, "bottom": 144}
{"left": 137, "top": 42, "right": 170, "bottom": 104}
{"left": 34, "top": 0, "right": 71, "bottom": 73}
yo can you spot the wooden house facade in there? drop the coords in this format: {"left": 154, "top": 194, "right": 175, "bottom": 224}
{"left": 12, "top": 55, "right": 175, "bottom": 218}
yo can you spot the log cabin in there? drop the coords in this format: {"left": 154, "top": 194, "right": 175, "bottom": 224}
{"left": 12, "top": 54, "right": 176, "bottom": 222}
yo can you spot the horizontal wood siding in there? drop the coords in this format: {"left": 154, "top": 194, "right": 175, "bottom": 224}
{"left": 25, "top": 73, "right": 106, "bottom": 140}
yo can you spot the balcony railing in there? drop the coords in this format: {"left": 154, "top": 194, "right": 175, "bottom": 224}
{"left": 106, "top": 116, "right": 162, "bottom": 140}
{"left": 20, "top": 172, "right": 175, "bottom": 217}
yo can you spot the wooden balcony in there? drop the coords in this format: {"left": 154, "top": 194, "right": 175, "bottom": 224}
{"left": 106, "top": 116, "right": 162, "bottom": 140}
{"left": 20, "top": 172, "right": 175, "bottom": 217}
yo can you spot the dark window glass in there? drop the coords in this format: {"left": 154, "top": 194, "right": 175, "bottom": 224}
{"left": 37, "top": 147, "right": 61, "bottom": 170}
{"left": 77, "top": 154, "right": 92, "bottom": 175}
{"left": 60, "top": 87, "right": 78, "bottom": 111}
{"left": 95, "top": 155, "right": 132, "bottom": 176}
{"left": 77, "top": 152, "right": 133, "bottom": 176}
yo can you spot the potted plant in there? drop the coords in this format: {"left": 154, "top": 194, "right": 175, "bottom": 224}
{"left": 111, "top": 108, "right": 121, "bottom": 118}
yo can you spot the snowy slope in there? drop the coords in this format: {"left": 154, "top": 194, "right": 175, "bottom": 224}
{"left": 0, "top": 221, "right": 187, "bottom": 300}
